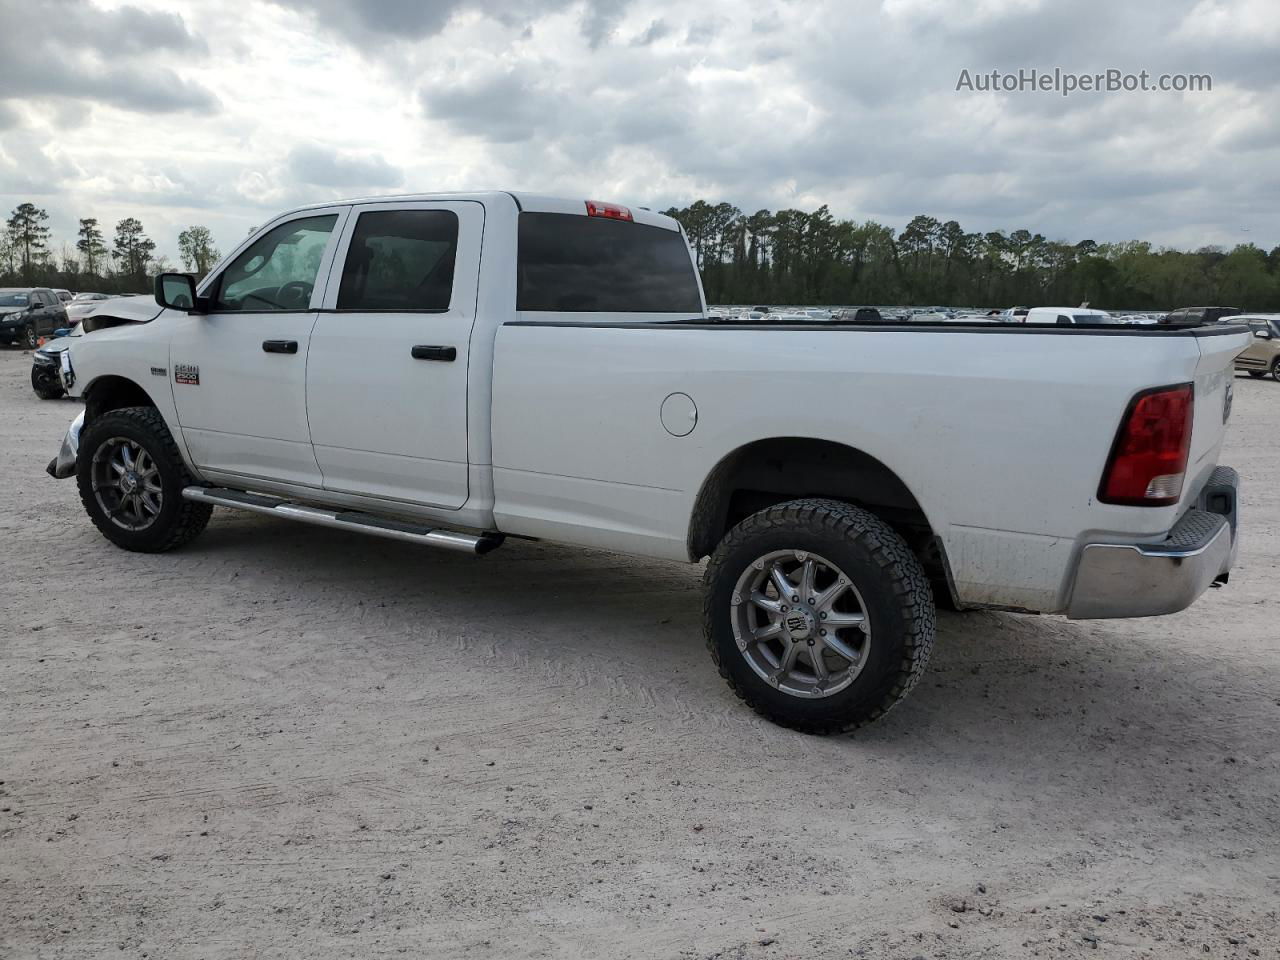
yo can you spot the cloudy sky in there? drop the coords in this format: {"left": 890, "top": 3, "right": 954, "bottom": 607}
{"left": 1, "top": 0, "right": 1277, "bottom": 262}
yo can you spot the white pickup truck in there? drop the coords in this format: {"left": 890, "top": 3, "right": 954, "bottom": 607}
{"left": 46, "top": 192, "right": 1246, "bottom": 733}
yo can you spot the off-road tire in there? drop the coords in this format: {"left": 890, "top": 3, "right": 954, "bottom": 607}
{"left": 704, "top": 498, "right": 935, "bottom": 734}
{"left": 76, "top": 406, "right": 212, "bottom": 552}
{"left": 31, "top": 365, "right": 65, "bottom": 399}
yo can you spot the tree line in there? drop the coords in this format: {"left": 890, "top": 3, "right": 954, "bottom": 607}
{"left": 6, "top": 197, "right": 1279, "bottom": 309}
{"left": 1, "top": 203, "right": 221, "bottom": 294}
{"left": 661, "top": 201, "right": 1280, "bottom": 309}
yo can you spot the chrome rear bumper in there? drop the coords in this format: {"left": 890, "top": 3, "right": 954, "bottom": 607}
{"left": 1066, "top": 466, "right": 1239, "bottom": 620}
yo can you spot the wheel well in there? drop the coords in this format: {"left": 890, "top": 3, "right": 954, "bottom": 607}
{"left": 687, "top": 438, "right": 959, "bottom": 606}
{"left": 83, "top": 376, "right": 156, "bottom": 424}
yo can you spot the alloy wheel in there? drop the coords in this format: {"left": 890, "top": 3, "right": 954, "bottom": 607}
{"left": 90, "top": 437, "right": 164, "bottom": 531}
{"left": 730, "top": 549, "right": 872, "bottom": 699}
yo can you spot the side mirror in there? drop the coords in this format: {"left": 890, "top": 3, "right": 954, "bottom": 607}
{"left": 155, "top": 273, "right": 205, "bottom": 312}
{"left": 1255, "top": 330, "right": 1272, "bottom": 340}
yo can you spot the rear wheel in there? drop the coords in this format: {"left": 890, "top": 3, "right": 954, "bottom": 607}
{"left": 31, "top": 365, "right": 65, "bottom": 399}
{"left": 704, "top": 498, "right": 935, "bottom": 734}
{"left": 76, "top": 406, "right": 212, "bottom": 552}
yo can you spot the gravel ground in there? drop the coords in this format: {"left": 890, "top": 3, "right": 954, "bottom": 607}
{"left": 2, "top": 346, "right": 1278, "bottom": 959}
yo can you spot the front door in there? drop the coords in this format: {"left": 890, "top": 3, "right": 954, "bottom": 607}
{"left": 169, "top": 208, "right": 347, "bottom": 487}
{"left": 306, "top": 201, "right": 482, "bottom": 508}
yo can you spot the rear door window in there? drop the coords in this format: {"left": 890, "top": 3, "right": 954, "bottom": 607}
{"left": 517, "top": 212, "right": 702, "bottom": 313}
{"left": 336, "top": 210, "right": 460, "bottom": 311}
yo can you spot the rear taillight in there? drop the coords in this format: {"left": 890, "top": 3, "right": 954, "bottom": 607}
{"left": 586, "top": 200, "right": 633, "bottom": 221}
{"left": 1098, "top": 384, "right": 1194, "bottom": 506}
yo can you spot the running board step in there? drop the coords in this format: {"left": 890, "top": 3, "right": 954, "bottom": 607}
{"left": 182, "top": 486, "right": 504, "bottom": 555}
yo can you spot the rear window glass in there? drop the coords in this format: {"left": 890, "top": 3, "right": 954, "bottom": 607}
{"left": 517, "top": 212, "right": 702, "bottom": 313}
{"left": 338, "top": 210, "right": 459, "bottom": 311}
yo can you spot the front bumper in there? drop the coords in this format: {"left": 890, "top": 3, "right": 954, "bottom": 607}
{"left": 46, "top": 410, "right": 84, "bottom": 479}
{"left": 1066, "top": 466, "right": 1239, "bottom": 619}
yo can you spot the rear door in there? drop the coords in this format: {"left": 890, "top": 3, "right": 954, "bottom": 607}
{"left": 306, "top": 201, "right": 483, "bottom": 508}
{"left": 35, "top": 290, "right": 58, "bottom": 335}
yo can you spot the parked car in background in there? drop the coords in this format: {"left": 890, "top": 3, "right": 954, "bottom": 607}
{"left": 833, "top": 307, "right": 884, "bottom": 323}
{"left": 0, "top": 287, "right": 69, "bottom": 348}
{"left": 31, "top": 323, "right": 83, "bottom": 399}
{"left": 1233, "top": 315, "right": 1280, "bottom": 381}
{"left": 71, "top": 292, "right": 112, "bottom": 303}
{"left": 1163, "top": 306, "right": 1241, "bottom": 325}
{"left": 53, "top": 289, "right": 74, "bottom": 303}
{"left": 1025, "top": 307, "right": 1119, "bottom": 325}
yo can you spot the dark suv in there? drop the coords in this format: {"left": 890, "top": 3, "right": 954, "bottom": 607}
{"left": 0, "top": 287, "right": 69, "bottom": 348}
{"left": 833, "top": 307, "right": 885, "bottom": 323}
{"left": 1161, "top": 306, "right": 1242, "bottom": 325}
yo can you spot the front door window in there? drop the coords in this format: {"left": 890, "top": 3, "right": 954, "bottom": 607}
{"left": 212, "top": 215, "right": 338, "bottom": 312}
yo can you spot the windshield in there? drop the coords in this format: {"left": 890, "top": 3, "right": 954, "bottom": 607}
{"left": 0, "top": 293, "right": 30, "bottom": 307}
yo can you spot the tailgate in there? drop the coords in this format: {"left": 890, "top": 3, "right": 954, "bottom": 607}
{"left": 1184, "top": 327, "right": 1251, "bottom": 503}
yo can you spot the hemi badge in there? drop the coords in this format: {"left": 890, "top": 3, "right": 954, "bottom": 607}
{"left": 150, "top": 366, "right": 167, "bottom": 377}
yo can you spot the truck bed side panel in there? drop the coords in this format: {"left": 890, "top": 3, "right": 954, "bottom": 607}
{"left": 490, "top": 324, "right": 1242, "bottom": 611}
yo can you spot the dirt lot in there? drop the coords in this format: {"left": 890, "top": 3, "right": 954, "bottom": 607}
{"left": 2, "top": 347, "right": 1277, "bottom": 959}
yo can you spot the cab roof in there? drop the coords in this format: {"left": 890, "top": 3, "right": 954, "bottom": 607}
{"left": 286, "top": 191, "right": 682, "bottom": 232}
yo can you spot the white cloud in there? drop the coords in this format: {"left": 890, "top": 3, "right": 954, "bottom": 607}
{"left": 1, "top": 0, "right": 1277, "bottom": 261}
{"left": 1177, "top": 0, "right": 1280, "bottom": 43}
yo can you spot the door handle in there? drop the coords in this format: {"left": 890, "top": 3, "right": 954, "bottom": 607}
{"left": 262, "top": 340, "right": 298, "bottom": 354}
{"left": 411, "top": 345, "right": 456, "bottom": 362}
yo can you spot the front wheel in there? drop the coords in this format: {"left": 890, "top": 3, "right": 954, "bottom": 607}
{"left": 1272, "top": 358, "right": 1280, "bottom": 382}
{"left": 1247, "top": 370, "right": 1267, "bottom": 379}
{"left": 31, "top": 365, "right": 65, "bottom": 399}
{"left": 704, "top": 499, "right": 936, "bottom": 734}
{"left": 22, "top": 324, "right": 37, "bottom": 350}
{"left": 76, "top": 406, "right": 213, "bottom": 552}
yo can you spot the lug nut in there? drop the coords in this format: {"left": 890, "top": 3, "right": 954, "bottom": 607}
{"left": 819, "top": 612, "right": 827, "bottom": 619}
{"left": 791, "top": 595, "right": 799, "bottom": 603}
{"left": 807, "top": 598, "right": 815, "bottom": 605}
{"left": 806, "top": 639, "right": 815, "bottom": 646}
{"left": 819, "top": 629, "right": 827, "bottom": 637}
